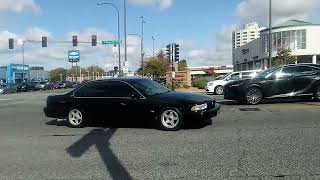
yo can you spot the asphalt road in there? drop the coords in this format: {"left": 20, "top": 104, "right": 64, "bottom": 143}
{"left": 0, "top": 90, "right": 320, "bottom": 180}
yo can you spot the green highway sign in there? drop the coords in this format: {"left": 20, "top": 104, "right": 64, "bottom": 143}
{"left": 102, "top": 40, "right": 121, "bottom": 45}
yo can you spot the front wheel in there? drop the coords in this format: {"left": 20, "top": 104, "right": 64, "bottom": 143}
{"left": 214, "top": 86, "right": 224, "bottom": 95}
{"left": 158, "top": 108, "right": 184, "bottom": 131}
{"left": 67, "top": 108, "right": 87, "bottom": 128}
{"left": 314, "top": 86, "right": 320, "bottom": 102}
{"left": 245, "top": 87, "right": 263, "bottom": 105}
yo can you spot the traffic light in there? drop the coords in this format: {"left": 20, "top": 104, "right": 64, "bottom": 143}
{"left": 42, "top": 37, "right": 47, "bottom": 47}
{"left": 166, "top": 44, "right": 171, "bottom": 60}
{"left": 72, "top": 36, "right": 78, "bottom": 47}
{"left": 174, "top": 44, "right": 180, "bottom": 62}
{"left": 92, "top": 35, "right": 97, "bottom": 46}
{"left": 8, "top": 38, "right": 14, "bottom": 49}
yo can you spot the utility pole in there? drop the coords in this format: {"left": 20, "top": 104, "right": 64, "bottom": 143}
{"left": 268, "top": 0, "right": 272, "bottom": 68}
{"left": 124, "top": 0, "right": 128, "bottom": 70}
{"left": 140, "top": 16, "right": 145, "bottom": 77}
{"left": 152, "top": 36, "right": 155, "bottom": 58}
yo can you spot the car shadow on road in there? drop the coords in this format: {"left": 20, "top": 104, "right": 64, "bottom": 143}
{"left": 218, "top": 98, "right": 316, "bottom": 105}
{"left": 45, "top": 117, "right": 211, "bottom": 130}
{"left": 66, "top": 128, "right": 133, "bottom": 180}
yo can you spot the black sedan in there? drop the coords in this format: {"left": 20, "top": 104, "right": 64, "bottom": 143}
{"left": 224, "top": 64, "right": 320, "bottom": 105}
{"left": 44, "top": 78, "right": 221, "bottom": 131}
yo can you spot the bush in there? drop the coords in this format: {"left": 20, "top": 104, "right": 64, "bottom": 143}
{"left": 192, "top": 80, "right": 208, "bottom": 89}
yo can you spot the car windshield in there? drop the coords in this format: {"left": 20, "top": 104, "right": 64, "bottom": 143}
{"left": 131, "top": 79, "right": 171, "bottom": 96}
{"left": 256, "top": 67, "right": 282, "bottom": 78}
{"left": 216, "top": 74, "right": 229, "bottom": 80}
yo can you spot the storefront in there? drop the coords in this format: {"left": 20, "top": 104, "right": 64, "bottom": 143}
{"left": 6, "top": 64, "right": 30, "bottom": 84}
{"left": 233, "top": 20, "right": 320, "bottom": 71}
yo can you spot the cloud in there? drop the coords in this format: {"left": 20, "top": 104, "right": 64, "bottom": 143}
{"left": 0, "top": 27, "right": 142, "bottom": 71}
{"left": 235, "top": 0, "right": 320, "bottom": 25}
{"left": 0, "top": 0, "right": 40, "bottom": 13}
{"left": 130, "top": 0, "right": 173, "bottom": 10}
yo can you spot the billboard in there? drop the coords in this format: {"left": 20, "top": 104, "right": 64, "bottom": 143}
{"left": 68, "top": 50, "right": 80, "bottom": 62}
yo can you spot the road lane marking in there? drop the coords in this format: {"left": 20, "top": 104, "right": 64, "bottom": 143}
{"left": 0, "top": 101, "right": 31, "bottom": 107}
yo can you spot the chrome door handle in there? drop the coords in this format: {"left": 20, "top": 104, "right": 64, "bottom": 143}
{"left": 120, "top": 103, "right": 127, "bottom": 106}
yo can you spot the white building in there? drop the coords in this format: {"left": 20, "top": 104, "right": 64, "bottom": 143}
{"left": 233, "top": 20, "right": 320, "bottom": 71}
{"left": 232, "top": 21, "right": 265, "bottom": 49}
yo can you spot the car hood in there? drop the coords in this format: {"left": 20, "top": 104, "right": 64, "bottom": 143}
{"left": 149, "top": 91, "right": 214, "bottom": 104}
{"left": 208, "top": 80, "right": 228, "bottom": 85}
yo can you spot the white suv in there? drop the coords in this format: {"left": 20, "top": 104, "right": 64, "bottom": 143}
{"left": 206, "top": 70, "right": 262, "bottom": 95}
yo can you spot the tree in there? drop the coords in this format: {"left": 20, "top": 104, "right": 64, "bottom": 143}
{"left": 137, "top": 50, "right": 170, "bottom": 77}
{"left": 49, "top": 68, "right": 67, "bottom": 82}
{"left": 204, "top": 67, "right": 217, "bottom": 77}
{"left": 178, "top": 60, "right": 187, "bottom": 71}
{"left": 273, "top": 48, "right": 297, "bottom": 67}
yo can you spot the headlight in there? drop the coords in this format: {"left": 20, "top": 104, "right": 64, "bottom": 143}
{"left": 191, "top": 103, "right": 207, "bottom": 112}
{"left": 207, "top": 82, "right": 213, "bottom": 86}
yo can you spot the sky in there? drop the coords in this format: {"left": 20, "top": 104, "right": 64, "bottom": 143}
{"left": 0, "top": 0, "right": 320, "bottom": 71}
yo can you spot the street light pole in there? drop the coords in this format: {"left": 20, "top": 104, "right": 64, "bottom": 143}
{"left": 268, "top": 0, "right": 272, "bottom": 68}
{"left": 97, "top": 2, "right": 121, "bottom": 76}
{"left": 22, "top": 41, "right": 25, "bottom": 81}
{"left": 152, "top": 36, "right": 155, "bottom": 58}
{"left": 140, "top": 16, "right": 145, "bottom": 77}
{"left": 124, "top": 0, "right": 128, "bottom": 70}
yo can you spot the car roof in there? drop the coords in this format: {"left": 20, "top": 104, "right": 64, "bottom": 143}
{"left": 91, "top": 77, "right": 146, "bottom": 84}
{"left": 285, "top": 63, "right": 320, "bottom": 68}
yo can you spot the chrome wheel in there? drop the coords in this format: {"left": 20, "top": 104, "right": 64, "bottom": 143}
{"left": 215, "top": 86, "right": 224, "bottom": 95}
{"left": 68, "top": 109, "right": 83, "bottom": 126}
{"left": 161, "top": 110, "right": 179, "bottom": 129}
{"left": 317, "top": 88, "right": 320, "bottom": 99}
{"left": 246, "top": 88, "right": 262, "bottom": 105}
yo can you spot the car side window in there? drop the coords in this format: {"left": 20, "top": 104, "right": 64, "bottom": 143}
{"left": 281, "top": 67, "right": 294, "bottom": 75}
{"left": 230, "top": 73, "right": 240, "bottom": 80}
{"left": 293, "top": 66, "right": 314, "bottom": 75}
{"left": 107, "top": 81, "right": 138, "bottom": 98}
{"left": 80, "top": 81, "right": 138, "bottom": 98}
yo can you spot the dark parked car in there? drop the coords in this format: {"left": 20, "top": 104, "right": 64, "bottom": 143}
{"left": 17, "top": 82, "right": 36, "bottom": 92}
{"left": 0, "top": 84, "right": 19, "bottom": 94}
{"left": 44, "top": 78, "right": 221, "bottom": 131}
{"left": 224, "top": 64, "right": 320, "bottom": 105}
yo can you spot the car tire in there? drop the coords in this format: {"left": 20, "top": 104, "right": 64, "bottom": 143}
{"left": 314, "top": 86, "right": 320, "bottom": 102}
{"left": 214, "top": 86, "right": 224, "bottom": 95}
{"left": 157, "top": 108, "right": 184, "bottom": 131}
{"left": 66, "top": 108, "right": 87, "bottom": 128}
{"left": 245, "top": 87, "right": 263, "bottom": 105}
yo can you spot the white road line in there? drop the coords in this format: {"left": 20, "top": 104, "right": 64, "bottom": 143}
{"left": 0, "top": 101, "right": 31, "bottom": 107}
{"left": 0, "top": 99, "right": 12, "bottom": 101}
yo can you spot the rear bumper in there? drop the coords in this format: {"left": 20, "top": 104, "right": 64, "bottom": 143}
{"left": 184, "top": 103, "right": 221, "bottom": 120}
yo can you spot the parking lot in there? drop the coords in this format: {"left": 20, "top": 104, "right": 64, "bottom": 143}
{"left": 1, "top": 90, "right": 320, "bottom": 180}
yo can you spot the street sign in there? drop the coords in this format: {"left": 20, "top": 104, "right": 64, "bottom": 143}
{"left": 68, "top": 50, "right": 80, "bottom": 62}
{"left": 102, "top": 40, "right": 121, "bottom": 45}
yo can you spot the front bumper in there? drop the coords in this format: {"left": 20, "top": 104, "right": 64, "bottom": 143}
{"left": 184, "top": 103, "right": 221, "bottom": 120}
{"left": 223, "top": 86, "right": 244, "bottom": 100}
{"left": 43, "top": 107, "right": 66, "bottom": 119}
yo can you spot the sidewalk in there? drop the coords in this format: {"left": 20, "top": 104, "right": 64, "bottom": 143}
{"left": 174, "top": 87, "right": 206, "bottom": 93}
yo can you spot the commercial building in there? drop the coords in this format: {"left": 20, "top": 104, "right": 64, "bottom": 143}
{"left": 187, "top": 65, "right": 234, "bottom": 77}
{"left": 0, "top": 64, "right": 49, "bottom": 83}
{"left": 233, "top": 20, "right": 320, "bottom": 71}
{"left": 232, "top": 21, "right": 265, "bottom": 49}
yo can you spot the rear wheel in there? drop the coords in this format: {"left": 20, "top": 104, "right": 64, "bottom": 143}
{"left": 214, "top": 86, "right": 224, "bottom": 95}
{"left": 158, "top": 108, "right": 183, "bottom": 131}
{"left": 67, "top": 108, "right": 87, "bottom": 128}
{"left": 314, "top": 86, "right": 320, "bottom": 102}
{"left": 245, "top": 87, "right": 263, "bottom": 105}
